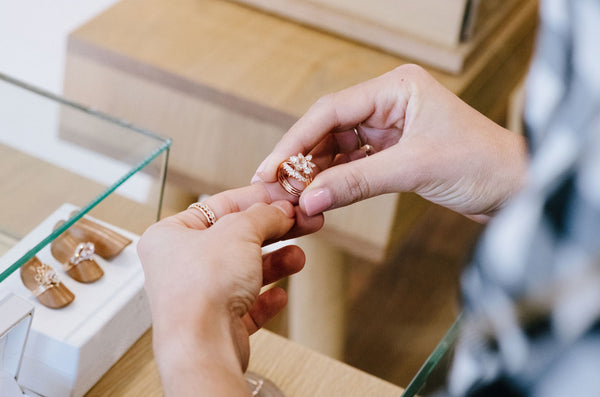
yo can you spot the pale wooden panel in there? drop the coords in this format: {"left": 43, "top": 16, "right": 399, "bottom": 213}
{"left": 229, "top": 0, "right": 521, "bottom": 73}
{"left": 301, "top": 0, "right": 468, "bottom": 47}
{"left": 86, "top": 329, "right": 404, "bottom": 396}
{"left": 248, "top": 329, "right": 404, "bottom": 396}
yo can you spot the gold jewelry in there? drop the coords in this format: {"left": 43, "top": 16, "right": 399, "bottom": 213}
{"left": 353, "top": 127, "right": 363, "bottom": 150}
{"left": 188, "top": 202, "right": 217, "bottom": 227}
{"left": 277, "top": 153, "right": 316, "bottom": 197}
{"left": 65, "top": 242, "right": 95, "bottom": 271}
{"left": 362, "top": 144, "right": 375, "bottom": 156}
{"left": 32, "top": 262, "right": 61, "bottom": 297}
{"left": 354, "top": 126, "right": 375, "bottom": 156}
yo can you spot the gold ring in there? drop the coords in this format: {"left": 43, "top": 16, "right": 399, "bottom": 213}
{"left": 353, "top": 127, "right": 363, "bottom": 150}
{"left": 188, "top": 202, "right": 217, "bottom": 227}
{"left": 362, "top": 144, "right": 375, "bottom": 157}
{"left": 277, "top": 153, "right": 316, "bottom": 197}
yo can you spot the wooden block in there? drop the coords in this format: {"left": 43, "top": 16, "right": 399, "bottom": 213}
{"left": 63, "top": 0, "right": 538, "bottom": 261}
{"left": 228, "top": 0, "right": 520, "bottom": 73}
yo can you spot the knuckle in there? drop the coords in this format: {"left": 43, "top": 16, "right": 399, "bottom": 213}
{"left": 137, "top": 224, "right": 159, "bottom": 257}
{"left": 314, "top": 93, "right": 334, "bottom": 108}
{"left": 343, "top": 168, "right": 371, "bottom": 203}
{"left": 394, "top": 63, "right": 426, "bottom": 78}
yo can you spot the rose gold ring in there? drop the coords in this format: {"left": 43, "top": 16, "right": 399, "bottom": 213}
{"left": 362, "top": 144, "right": 375, "bottom": 156}
{"left": 354, "top": 126, "right": 375, "bottom": 157}
{"left": 353, "top": 127, "right": 363, "bottom": 150}
{"left": 277, "top": 153, "right": 316, "bottom": 197}
{"left": 188, "top": 202, "right": 217, "bottom": 227}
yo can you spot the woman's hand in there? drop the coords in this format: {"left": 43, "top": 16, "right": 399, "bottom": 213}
{"left": 137, "top": 183, "right": 323, "bottom": 396}
{"left": 252, "top": 64, "right": 528, "bottom": 223}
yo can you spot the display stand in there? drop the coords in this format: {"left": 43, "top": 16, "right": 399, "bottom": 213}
{"left": 0, "top": 204, "right": 150, "bottom": 397}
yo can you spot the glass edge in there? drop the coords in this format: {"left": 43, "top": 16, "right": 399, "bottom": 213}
{"left": 0, "top": 137, "right": 172, "bottom": 283}
{"left": 0, "top": 72, "right": 168, "bottom": 143}
{"left": 401, "top": 312, "right": 463, "bottom": 397}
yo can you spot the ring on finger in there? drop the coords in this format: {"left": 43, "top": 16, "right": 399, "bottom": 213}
{"left": 354, "top": 126, "right": 375, "bottom": 157}
{"left": 188, "top": 202, "right": 217, "bottom": 227}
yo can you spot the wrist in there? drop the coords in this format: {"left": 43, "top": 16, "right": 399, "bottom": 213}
{"left": 151, "top": 303, "right": 249, "bottom": 395}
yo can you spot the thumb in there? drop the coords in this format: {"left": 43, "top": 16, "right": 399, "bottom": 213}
{"left": 299, "top": 151, "right": 407, "bottom": 216}
{"left": 229, "top": 201, "right": 296, "bottom": 243}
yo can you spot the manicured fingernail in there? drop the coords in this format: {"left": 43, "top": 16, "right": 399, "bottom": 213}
{"left": 251, "top": 174, "right": 263, "bottom": 184}
{"left": 272, "top": 201, "right": 294, "bottom": 217}
{"left": 301, "top": 188, "right": 332, "bottom": 216}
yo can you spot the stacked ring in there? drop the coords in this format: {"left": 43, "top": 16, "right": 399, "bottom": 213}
{"left": 188, "top": 202, "right": 217, "bottom": 227}
{"left": 277, "top": 153, "right": 316, "bottom": 197}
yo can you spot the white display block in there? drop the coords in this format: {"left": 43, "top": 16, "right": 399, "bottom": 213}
{"left": 0, "top": 292, "right": 35, "bottom": 397}
{"left": 0, "top": 204, "right": 151, "bottom": 397}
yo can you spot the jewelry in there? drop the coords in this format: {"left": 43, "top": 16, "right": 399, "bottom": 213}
{"left": 32, "top": 262, "right": 61, "bottom": 298}
{"left": 362, "top": 144, "right": 375, "bottom": 156}
{"left": 277, "top": 153, "right": 316, "bottom": 197}
{"left": 51, "top": 222, "right": 104, "bottom": 283}
{"left": 353, "top": 127, "right": 363, "bottom": 150}
{"left": 68, "top": 242, "right": 95, "bottom": 269}
{"left": 67, "top": 212, "right": 132, "bottom": 260}
{"left": 20, "top": 256, "right": 75, "bottom": 309}
{"left": 354, "top": 126, "right": 375, "bottom": 157}
{"left": 188, "top": 202, "right": 217, "bottom": 227}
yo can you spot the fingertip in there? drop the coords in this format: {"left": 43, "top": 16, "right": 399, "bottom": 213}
{"left": 254, "top": 156, "right": 279, "bottom": 183}
{"left": 271, "top": 200, "right": 295, "bottom": 217}
{"left": 300, "top": 187, "right": 332, "bottom": 216}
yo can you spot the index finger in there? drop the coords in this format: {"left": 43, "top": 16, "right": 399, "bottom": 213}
{"left": 253, "top": 77, "right": 382, "bottom": 183}
{"left": 166, "top": 182, "right": 324, "bottom": 238}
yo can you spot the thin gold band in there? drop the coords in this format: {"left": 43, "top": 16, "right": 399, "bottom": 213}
{"left": 188, "top": 202, "right": 217, "bottom": 227}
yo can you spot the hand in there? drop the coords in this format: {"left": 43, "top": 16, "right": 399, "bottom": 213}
{"left": 137, "top": 183, "right": 323, "bottom": 396}
{"left": 252, "top": 65, "right": 528, "bottom": 223}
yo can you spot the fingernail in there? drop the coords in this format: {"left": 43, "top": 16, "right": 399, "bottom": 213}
{"left": 251, "top": 174, "right": 263, "bottom": 184}
{"left": 271, "top": 201, "right": 294, "bottom": 217}
{"left": 301, "top": 188, "right": 332, "bottom": 216}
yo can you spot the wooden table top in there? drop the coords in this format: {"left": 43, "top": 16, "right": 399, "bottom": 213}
{"left": 86, "top": 328, "right": 405, "bottom": 396}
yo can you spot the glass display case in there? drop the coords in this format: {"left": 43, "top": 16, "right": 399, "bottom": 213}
{"left": 402, "top": 315, "right": 461, "bottom": 396}
{"left": 0, "top": 72, "right": 171, "bottom": 283}
{"left": 0, "top": 73, "right": 171, "bottom": 397}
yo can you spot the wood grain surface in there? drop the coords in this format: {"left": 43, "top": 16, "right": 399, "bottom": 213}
{"left": 86, "top": 328, "right": 405, "bottom": 396}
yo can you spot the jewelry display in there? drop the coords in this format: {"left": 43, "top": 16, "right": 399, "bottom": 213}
{"left": 51, "top": 221, "right": 104, "bottom": 283}
{"left": 277, "top": 153, "right": 316, "bottom": 197}
{"left": 20, "top": 256, "right": 75, "bottom": 309}
{"left": 67, "top": 213, "right": 132, "bottom": 259}
{"left": 188, "top": 202, "right": 217, "bottom": 227}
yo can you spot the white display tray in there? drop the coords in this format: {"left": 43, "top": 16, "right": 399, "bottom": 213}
{"left": 0, "top": 203, "right": 151, "bottom": 397}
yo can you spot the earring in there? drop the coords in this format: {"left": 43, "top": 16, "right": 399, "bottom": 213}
{"left": 20, "top": 256, "right": 74, "bottom": 309}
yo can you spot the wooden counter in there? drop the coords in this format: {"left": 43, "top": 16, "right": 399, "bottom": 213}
{"left": 86, "top": 328, "right": 405, "bottom": 396}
